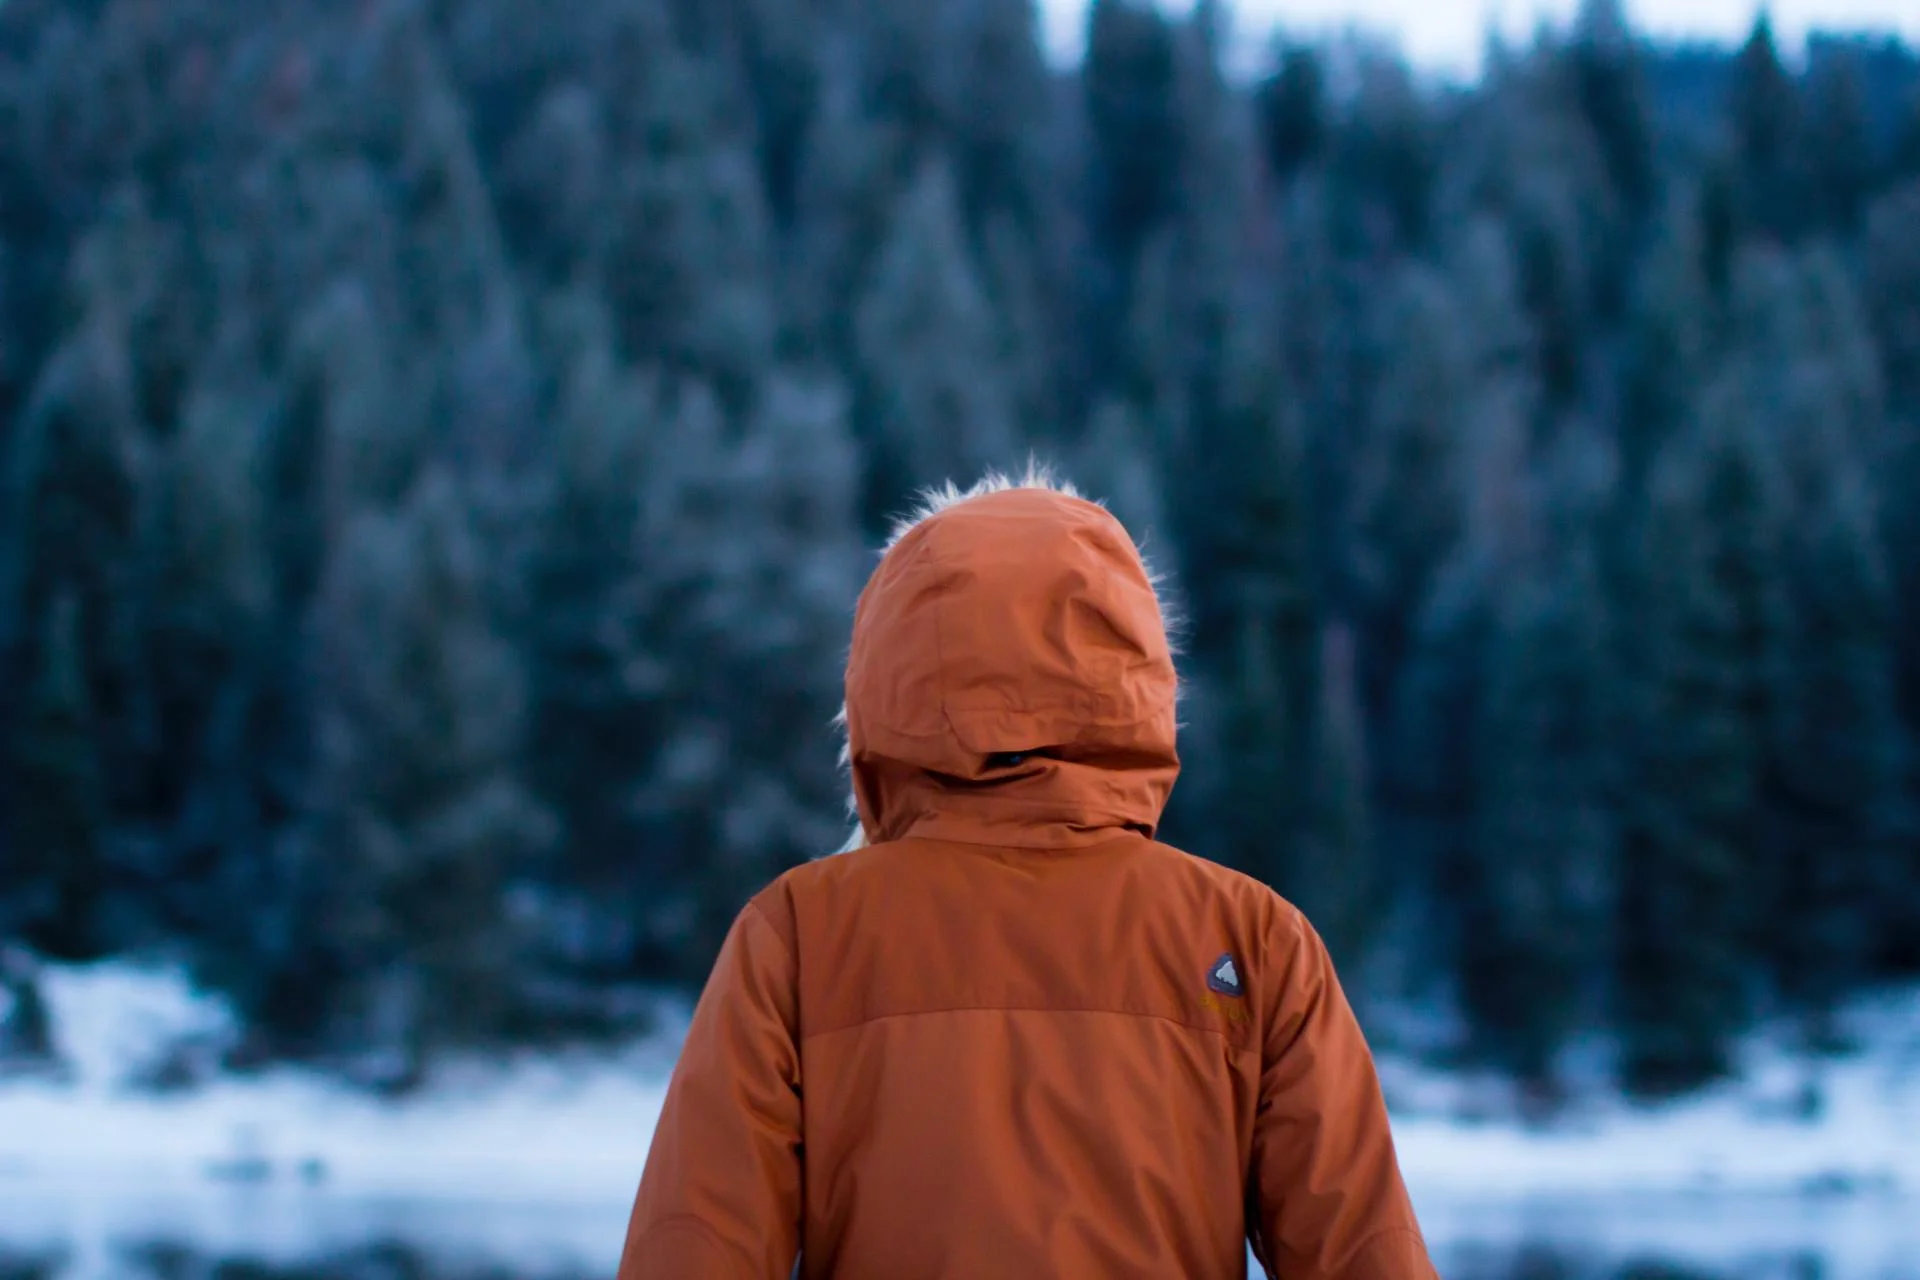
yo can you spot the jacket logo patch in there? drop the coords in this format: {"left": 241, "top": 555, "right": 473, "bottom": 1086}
{"left": 1207, "top": 952, "right": 1243, "bottom": 997}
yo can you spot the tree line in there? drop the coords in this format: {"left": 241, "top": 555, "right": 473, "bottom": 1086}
{"left": 1, "top": 0, "right": 1918, "bottom": 1101}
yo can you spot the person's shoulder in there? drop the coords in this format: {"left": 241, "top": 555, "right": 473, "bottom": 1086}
{"left": 1138, "top": 838, "right": 1305, "bottom": 934}
{"left": 1138, "top": 841, "right": 1329, "bottom": 1016}
{"left": 743, "top": 842, "right": 897, "bottom": 937}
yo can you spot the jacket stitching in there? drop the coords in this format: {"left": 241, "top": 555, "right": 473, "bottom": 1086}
{"left": 877, "top": 709, "right": 1169, "bottom": 738}
{"left": 632, "top": 1214, "right": 756, "bottom": 1268}
{"left": 744, "top": 896, "right": 796, "bottom": 960}
{"left": 1249, "top": 1226, "right": 1428, "bottom": 1280}
{"left": 898, "top": 789, "right": 1152, "bottom": 817}
{"left": 1332, "top": 1227, "right": 1430, "bottom": 1280}
{"left": 801, "top": 1003, "right": 1256, "bottom": 1050}
{"left": 878, "top": 832, "right": 1146, "bottom": 855}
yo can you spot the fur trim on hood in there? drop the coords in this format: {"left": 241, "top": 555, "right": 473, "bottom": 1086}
{"left": 826, "top": 463, "right": 1178, "bottom": 855}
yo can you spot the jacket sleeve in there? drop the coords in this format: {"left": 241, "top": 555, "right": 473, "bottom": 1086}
{"left": 617, "top": 901, "right": 803, "bottom": 1280}
{"left": 1247, "top": 907, "right": 1437, "bottom": 1280}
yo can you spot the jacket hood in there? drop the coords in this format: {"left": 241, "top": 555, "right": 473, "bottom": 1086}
{"left": 839, "top": 475, "right": 1180, "bottom": 850}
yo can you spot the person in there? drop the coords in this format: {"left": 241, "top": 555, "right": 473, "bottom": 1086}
{"left": 617, "top": 470, "right": 1438, "bottom": 1279}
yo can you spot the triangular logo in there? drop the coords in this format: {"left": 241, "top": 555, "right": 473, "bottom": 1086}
{"left": 1207, "top": 952, "right": 1243, "bottom": 997}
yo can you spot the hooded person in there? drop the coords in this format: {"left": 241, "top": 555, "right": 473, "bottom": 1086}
{"left": 617, "top": 470, "right": 1438, "bottom": 1280}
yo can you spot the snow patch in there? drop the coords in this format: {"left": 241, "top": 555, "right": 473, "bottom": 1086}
{"left": 1384, "top": 988, "right": 1920, "bottom": 1200}
{"left": 35, "top": 964, "right": 239, "bottom": 1089}
{"left": 1, "top": 962, "right": 685, "bottom": 1204}
{"left": 3, "top": 962, "right": 1918, "bottom": 1214}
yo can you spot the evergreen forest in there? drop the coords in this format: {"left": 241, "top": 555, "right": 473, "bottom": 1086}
{"left": 2, "top": 0, "right": 1919, "bottom": 1102}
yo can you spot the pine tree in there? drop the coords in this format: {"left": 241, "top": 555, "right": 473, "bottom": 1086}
{"left": 1697, "top": 159, "right": 1743, "bottom": 299}
{"left": 1139, "top": 23, "right": 1299, "bottom": 857}
{"left": 5, "top": 593, "right": 110, "bottom": 962}
{"left": 981, "top": 211, "right": 1064, "bottom": 447}
{"left": 1800, "top": 49, "right": 1876, "bottom": 237}
{"left": 1256, "top": 43, "right": 1327, "bottom": 184}
{"left": 1465, "top": 494, "right": 1615, "bottom": 1090}
{"left": 280, "top": 279, "right": 422, "bottom": 533}
{"left": 514, "top": 289, "right": 670, "bottom": 1003}
{"left": 618, "top": 371, "right": 865, "bottom": 974}
{"left": 1079, "top": 0, "right": 1184, "bottom": 393}
{"left": 1178, "top": 319, "right": 1317, "bottom": 898}
{"left": 949, "top": 0, "right": 1054, "bottom": 235}
{"left": 789, "top": 68, "right": 900, "bottom": 360}
{"left": 1114, "top": 0, "right": 1254, "bottom": 456}
{"left": 1768, "top": 467, "right": 1903, "bottom": 1039}
{"left": 600, "top": 29, "right": 779, "bottom": 406}
{"left": 1864, "top": 184, "right": 1920, "bottom": 424}
{"left": 1, "top": 234, "right": 149, "bottom": 949}
{"left": 1733, "top": 249, "right": 1908, "bottom": 1026}
{"left": 1618, "top": 183, "right": 1722, "bottom": 495}
{"left": 1209, "top": 586, "right": 1304, "bottom": 893}
{"left": 302, "top": 472, "right": 555, "bottom": 1083}
{"left": 1368, "top": 230, "right": 1536, "bottom": 1019}
{"left": 1327, "top": 50, "right": 1437, "bottom": 252}
{"left": 852, "top": 157, "right": 1021, "bottom": 526}
{"left": 1349, "top": 266, "right": 1470, "bottom": 728}
{"left": 524, "top": 309, "right": 718, "bottom": 980}
{"left": 1268, "top": 175, "right": 1363, "bottom": 575}
{"left": 1891, "top": 91, "right": 1920, "bottom": 189}
{"left": 1385, "top": 542, "right": 1498, "bottom": 1022}
{"left": 1444, "top": 225, "right": 1538, "bottom": 576}
{"left": 497, "top": 81, "right": 610, "bottom": 283}
{"left": 1451, "top": 51, "right": 1621, "bottom": 407}
{"left": 651, "top": 370, "right": 866, "bottom": 953}
{"left": 4, "top": 217, "right": 148, "bottom": 728}
{"left": 856, "top": 0, "right": 954, "bottom": 157}
{"left": 1295, "top": 623, "right": 1380, "bottom": 972}
{"left": 389, "top": 30, "right": 517, "bottom": 342}
{"left": 1617, "top": 382, "right": 1788, "bottom": 1097}
{"left": 1730, "top": 15, "right": 1804, "bottom": 241}
{"left": 133, "top": 373, "right": 274, "bottom": 925}
{"left": 524, "top": 288, "right": 863, "bottom": 988}
{"left": 726, "top": 0, "right": 826, "bottom": 227}
{"left": 1569, "top": 0, "right": 1656, "bottom": 222}
{"left": 1083, "top": 0, "right": 1182, "bottom": 266}
{"left": 1862, "top": 188, "right": 1920, "bottom": 972}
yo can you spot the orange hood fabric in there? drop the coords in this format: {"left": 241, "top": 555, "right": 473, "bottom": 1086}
{"left": 618, "top": 481, "right": 1437, "bottom": 1280}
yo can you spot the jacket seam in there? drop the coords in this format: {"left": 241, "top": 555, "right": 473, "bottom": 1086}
{"left": 899, "top": 789, "right": 1151, "bottom": 817}
{"left": 743, "top": 896, "right": 794, "bottom": 960}
{"left": 800, "top": 1003, "right": 1255, "bottom": 1050}
{"left": 1332, "top": 1227, "right": 1429, "bottom": 1280}
{"left": 631, "top": 1214, "right": 747, "bottom": 1266}
{"left": 740, "top": 900, "right": 804, "bottom": 1044}
{"left": 881, "top": 832, "right": 1146, "bottom": 855}
{"left": 879, "top": 710, "right": 1168, "bottom": 738}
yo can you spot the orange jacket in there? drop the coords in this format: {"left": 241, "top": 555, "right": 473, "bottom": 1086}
{"left": 618, "top": 482, "right": 1436, "bottom": 1279}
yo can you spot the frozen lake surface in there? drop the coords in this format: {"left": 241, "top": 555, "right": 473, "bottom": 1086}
{"left": 2, "top": 1182, "right": 1915, "bottom": 1280}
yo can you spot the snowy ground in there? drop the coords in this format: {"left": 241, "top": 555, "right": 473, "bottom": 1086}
{"left": 3, "top": 965, "right": 1918, "bottom": 1278}
{"left": 1, "top": 966, "right": 685, "bottom": 1203}
{"left": 1386, "top": 985, "right": 1920, "bottom": 1200}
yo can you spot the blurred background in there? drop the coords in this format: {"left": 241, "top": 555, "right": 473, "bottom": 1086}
{"left": 1, "top": 0, "right": 1919, "bottom": 1276}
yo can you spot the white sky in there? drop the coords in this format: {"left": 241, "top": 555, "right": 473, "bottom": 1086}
{"left": 1040, "top": 0, "right": 1920, "bottom": 79}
